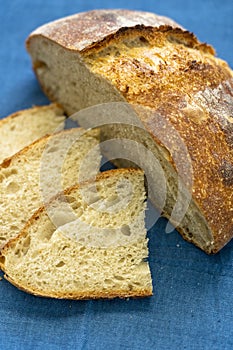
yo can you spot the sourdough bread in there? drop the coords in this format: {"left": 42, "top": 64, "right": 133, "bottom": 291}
{"left": 0, "top": 128, "right": 101, "bottom": 246}
{"left": 0, "top": 169, "right": 152, "bottom": 299}
{"left": 26, "top": 9, "right": 233, "bottom": 253}
{"left": 0, "top": 104, "right": 65, "bottom": 163}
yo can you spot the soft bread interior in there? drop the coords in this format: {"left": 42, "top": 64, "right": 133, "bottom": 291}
{"left": 99, "top": 123, "right": 214, "bottom": 252}
{"left": 0, "top": 129, "right": 101, "bottom": 245}
{"left": 29, "top": 37, "right": 125, "bottom": 114}
{"left": 0, "top": 104, "right": 65, "bottom": 163}
{"left": 0, "top": 169, "right": 152, "bottom": 299}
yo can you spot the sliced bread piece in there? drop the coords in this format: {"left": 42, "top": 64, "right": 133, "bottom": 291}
{"left": 0, "top": 104, "right": 65, "bottom": 163}
{"left": 0, "top": 128, "right": 101, "bottom": 246}
{"left": 0, "top": 169, "right": 152, "bottom": 299}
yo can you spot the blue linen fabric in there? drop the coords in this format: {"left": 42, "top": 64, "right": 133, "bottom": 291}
{"left": 0, "top": 1, "right": 233, "bottom": 349}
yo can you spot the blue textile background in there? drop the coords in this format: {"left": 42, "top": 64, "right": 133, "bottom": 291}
{"left": 0, "top": 1, "right": 233, "bottom": 349}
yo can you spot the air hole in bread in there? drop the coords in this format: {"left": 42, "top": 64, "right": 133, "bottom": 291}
{"left": 87, "top": 195, "right": 100, "bottom": 205}
{"left": 121, "top": 225, "right": 131, "bottom": 236}
{"left": 67, "top": 196, "right": 76, "bottom": 204}
{"left": 113, "top": 275, "right": 125, "bottom": 281}
{"left": 0, "top": 255, "right": 5, "bottom": 264}
{"left": 128, "top": 284, "right": 133, "bottom": 290}
{"left": 21, "top": 248, "right": 29, "bottom": 257}
{"left": 22, "top": 236, "right": 31, "bottom": 248}
{"left": 39, "top": 229, "right": 54, "bottom": 242}
{"left": 104, "top": 278, "right": 113, "bottom": 285}
{"left": 11, "top": 169, "right": 18, "bottom": 175}
{"left": 123, "top": 37, "right": 149, "bottom": 48}
{"left": 31, "top": 250, "right": 39, "bottom": 259}
{"left": 2, "top": 168, "right": 18, "bottom": 179}
{"left": 55, "top": 261, "right": 65, "bottom": 268}
{"left": 71, "top": 202, "right": 81, "bottom": 211}
{"left": 34, "top": 60, "right": 48, "bottom": 70}
{"left": 6, "top": 181, "right": 20, "bottom": 194}
{"left": 10, "top": 225, "right": 18, "bottom": 232}
{"left": 46, "top": 146, "right": 59, "bottom": 153}
{"left": 117, "top": 183, "right": 126, "bottom": 189}
{"left": 187, "top": 231, "right": 193, "bottom": 239}
{"left": 15, "top": 249, "right": 20, "bottom": 257}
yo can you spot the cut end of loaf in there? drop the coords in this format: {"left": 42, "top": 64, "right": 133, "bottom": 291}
{"left": 0, "top": 169, "right": 153, "bottom": 299}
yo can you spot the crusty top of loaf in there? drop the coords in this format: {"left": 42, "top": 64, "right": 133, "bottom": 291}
{"left": 26, "top": 9, "right": 182, "bottom": 51}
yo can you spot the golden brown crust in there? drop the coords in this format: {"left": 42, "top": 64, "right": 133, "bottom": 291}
{"left": 26, "top": 9, "right": 182, "bottom": 52}
{"left": 82, "top": 25, "right": 214, "bottom": 56}
{"left": 83, "top": 26, "right": 220, "bottom": 105}
{"left": 1, "top": 273, "right": 152, "bottom": 299}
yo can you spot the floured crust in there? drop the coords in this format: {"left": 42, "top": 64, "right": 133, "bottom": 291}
{"left": 26, "top": 9, "right": 182, "bottom": 52}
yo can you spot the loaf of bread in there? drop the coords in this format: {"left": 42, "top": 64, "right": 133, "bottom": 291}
{"left": 0, "top": 128, "right": 101, "bottom": 246}
{"left": 0, "top": 169, "right": 152, "bottom": 299}
{"left": 0, "top": 104, "right": 65, "bottom": 164}
{"left": 26, "top": 9, "right": 233, "bottom": 253}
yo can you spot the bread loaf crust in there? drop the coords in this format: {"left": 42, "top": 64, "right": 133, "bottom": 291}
{"left": 27, "top": 9, "right": 182, "bottom": 52}
{"left": 26, "top": 10, "right": 233, "bottom": 253}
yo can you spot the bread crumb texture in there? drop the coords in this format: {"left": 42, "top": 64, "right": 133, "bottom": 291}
{"left": 0, "top": 169, "right": 152, "bottom": 299}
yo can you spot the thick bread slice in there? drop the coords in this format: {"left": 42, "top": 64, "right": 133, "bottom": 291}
{"left": 0, "top": 128, "right": 101, "bottom": 246}
{"left": 26, "top": 9, "right": 233, "bottom": 253}
{"left": 0, "top": 169, "right": 152, "bottom": 299}
{"left": 0, "top": 104, "right": 65, "bottom": 163}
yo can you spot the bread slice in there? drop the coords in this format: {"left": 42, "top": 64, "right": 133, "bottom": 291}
{"left": 0, "top": 104, "right": 65, "bottom": 163}
{"left": 0, "top": 169, "right": 152, "bottom": 299}
{"left": 26, "top": 9, "right": 233, "bottom": 253}
{"left": 0, "top": 128, "right": 101, "bottom": 246}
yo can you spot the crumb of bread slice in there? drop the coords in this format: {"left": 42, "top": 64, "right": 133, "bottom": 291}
{"left": 0, "top": 128, "right": 101, "bottom": 246}
{"left": 0, "top": 104, "right": 66, "bottom": 163}
{"left": 0, "top": 168, "right": 152, "bottom": 299}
